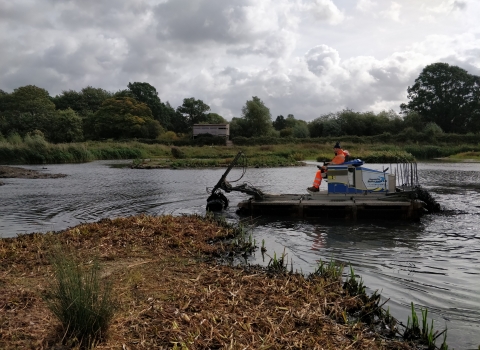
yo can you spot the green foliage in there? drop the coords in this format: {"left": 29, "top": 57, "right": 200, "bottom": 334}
{"left": 403, "top": 302, "right": 448, "bottom": 350}
{"left": 343, "top": 265, "right": 366, "bottom": 296}
{"left": 308, "top": 109, "right": 404, "bottom": 138}
{"left": 171, "top": 146, "right": 186, "bottom": 159}
{"left": 43, "top": 251, "right": 115, "bottom": 347}
{"left": 266, "top": 248, "right": 288, "bottom": 272}
{"left": 90, "top": 97, "right": 163, "bottom": 140}
{"left": 361, "top": 150, "right": 415, "bottom": 163}
{"left": 7, "top": 132, "right": 23, "bottom": 145}
{"left": 48, "top": 108, "right": 84, "bottom": 143}
{"left": 322, "top": 117, "right": 343, "bottom": 137}
{"left": 126, "top": 82, "right": 174, "bottom": 130}
{"left": 292, "top": 122, "right": 310, "bottom": 138}
{"left": 24, "top": 132, "right": 48, "bottom": 153}
{"left": 204, "top": 112, "right": 227, "bottom": 124}
{"left": 176, "top": 97, "right": 211, "bottom": 130}
{"left": 0, "top": 85, "right": 56, "bottom": 137}
{"left": 52, "top": 86, "right": 113, "bottom": 117}
{"left": 402, "top": 111, "right": 425, "bottom": 131}
{"left": 312, "top": 258, "right": 343, "bottom": 280}
{"left": 401, "top": 62, "right": 480, "bottom": 133}
{"left": 89, "top": 146, "right": 143, "bottom": 160}
{"left": 279, "top": 128, "right": 293, "bottom": 137}
{"left": 273, "top": 115, "right": 287, "bottom": 130}
{"left": 240, "top": 96, "right": 273, "bottom": 137}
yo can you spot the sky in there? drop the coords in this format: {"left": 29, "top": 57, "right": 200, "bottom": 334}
{"left": 1, "top": 0, "right": 479, "bottom": 122}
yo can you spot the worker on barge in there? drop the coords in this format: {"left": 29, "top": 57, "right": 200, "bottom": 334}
{"left": 307, "top": 142, "right": 349, "bottom": 192}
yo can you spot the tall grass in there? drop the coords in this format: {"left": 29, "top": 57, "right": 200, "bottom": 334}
{"left": 2, "top": 132, "right": 480, "bottom": 165}
{"left": 43, "top": 251, "right": 115, "bottom": 348}
{"left": 0, "top": 137, "right": 157, "bottom": 164}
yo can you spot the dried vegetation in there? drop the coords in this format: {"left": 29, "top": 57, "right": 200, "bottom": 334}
{"left": 1, "top": 214, "right": 420, "bottom": 349}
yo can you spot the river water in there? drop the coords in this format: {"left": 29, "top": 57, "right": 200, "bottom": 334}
{"left": 1, "top": 160, "right": 479, "bottom": 349}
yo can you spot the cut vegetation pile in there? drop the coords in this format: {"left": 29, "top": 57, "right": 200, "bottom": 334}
{"left": 1, "top": 215, "right": 436, "bottom": 349}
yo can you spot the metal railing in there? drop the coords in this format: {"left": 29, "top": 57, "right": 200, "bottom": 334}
{"left": 392, "top": 162, "right": 419, "bottom": 190}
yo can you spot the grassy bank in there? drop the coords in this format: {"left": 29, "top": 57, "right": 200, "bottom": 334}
{"left": 2, "top": 135, "right": 480, "bottom": 166}
{"left": 0, "top": 214, "right": 448, "bottom": 349}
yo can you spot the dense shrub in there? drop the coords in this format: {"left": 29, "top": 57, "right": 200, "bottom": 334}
{"left": 171, "top": 146, "right": 186, "bottom": 159}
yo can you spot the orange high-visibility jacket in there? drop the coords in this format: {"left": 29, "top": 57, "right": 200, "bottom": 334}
{"left": 330, "top": 149, "right": 346, "bottom": 164}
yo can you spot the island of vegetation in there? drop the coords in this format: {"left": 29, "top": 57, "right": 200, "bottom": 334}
{"left": 0, "top": 214, "right": 448, "bottom": 349}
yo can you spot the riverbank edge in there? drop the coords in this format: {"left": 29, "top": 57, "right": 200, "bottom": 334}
{"left": 0, "top": 214, "right": 423, "bottom": 349}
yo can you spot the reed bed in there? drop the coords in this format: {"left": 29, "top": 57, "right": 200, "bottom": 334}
{"left": 2, "top": 135, "right": 480, "bottom": 166}
{"left": 0, "top": 214, "right": 433, "bottom": 349}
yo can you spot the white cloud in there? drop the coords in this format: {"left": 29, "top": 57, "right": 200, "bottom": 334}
{"left": 0, "top": 0, "right": 479, "bottom": 121}
{"left": 380, "top": 2, "right": 402, "bottom": 22}
{"left": 308, "top": 0, "right": 345, "bottom": 25}
{"left": 356, "top": 0, "right": 377, "bottom": 12}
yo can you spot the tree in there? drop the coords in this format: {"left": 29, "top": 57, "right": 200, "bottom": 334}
{"left": 89, "top": 97, "right": 163, "bottom": 139}
{"left": 308, "top": 115, "right": 329, "bottom": 138}
{"left": 240, "top": 96, "right": 273, "bottom": 137}
{"left": 292, "top": 121, "right": 310, "bottom": 138}
{"left": 273, "top": 115, "right": 286, "bottom": 130}
{"left": 204, "top": 113, "right": 227, "bottom": 124}
{"left": 285, "top": 114, "right": 297, "bottom": 129}
{"left": 229, "top": 117, "right": 248, "bottom": 138}
{"left": 0, "top": 85, "right": 56, "bottom": 136}
{"left": 322, "top": 118, "right": 342, "bottom": 137}
{"left": 47, "top": 108, "right": 84, "bottom": 143}
{"left": 126, "top": 82, "right": 172, "bottom": 130}
{"left": 400, "top": 62, "right": 480, "bottom": 133}
{"left": 176, "top": 98, "right": 211, "bottom": 130}
{"left": 402, "top": 111, "right": 425, "bottom": 131}
{"left": 52, "top": 86, "right": 113, "bottom": 117}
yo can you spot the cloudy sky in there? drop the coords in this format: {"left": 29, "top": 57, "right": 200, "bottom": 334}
{"left": 1, "top": 0, "right": 479, "bottom": 122}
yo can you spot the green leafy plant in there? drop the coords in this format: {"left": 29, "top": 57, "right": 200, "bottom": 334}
{"left": 43, "top": 251, "right": 115, "bottom": 347}
{"left": 403, "top": 302, "right": 448, "bottom": 349}
{"left": 313, "top": 258, "right": 343, "bottom": 280}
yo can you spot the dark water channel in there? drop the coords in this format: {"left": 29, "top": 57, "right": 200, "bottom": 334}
{"left": 1, "top": 161, "right": 479, "bottom": 349}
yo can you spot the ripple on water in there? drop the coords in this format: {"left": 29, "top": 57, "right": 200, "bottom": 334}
{"left": 1, "top": 161, "right": 480, "bottom": 348}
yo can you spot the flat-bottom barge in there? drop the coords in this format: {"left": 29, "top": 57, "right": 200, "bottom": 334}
{"left": 206, "top": 152, "right": 433, "bottom": 221}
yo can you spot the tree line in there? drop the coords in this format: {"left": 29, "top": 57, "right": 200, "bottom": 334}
{"left": 0, "top": 62, "right": 479, "bottom": 144}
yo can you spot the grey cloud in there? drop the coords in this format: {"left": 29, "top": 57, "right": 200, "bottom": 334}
{"left": 55, "top": 2, "right": 151, "bottom": 32}
{"left": 453, "top": 1, "right": 467, "bottom": 10}
{"left": 438, "top": 54, "right": 480, "bottom": 76}
{"left": 219, "top": 67, "right": 250, "bottom": 84}
{"left": 0, "top": 2, "right": 54, "bottom": 28}
{"left": 305, "top": 45, "right": 340, "bottom": 76}
{"left": 368, "top": 66, "right": 406, "bottom": 100}
{"left": 227, "top": 31, "right": 294, "bottom": 58}
{"left": 154, "top": 0, "right": 251, "bottom": 44}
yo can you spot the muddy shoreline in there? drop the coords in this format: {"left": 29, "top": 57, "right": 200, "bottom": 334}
{"left": 0, "top": 166, "right": 66, "bottom": 183}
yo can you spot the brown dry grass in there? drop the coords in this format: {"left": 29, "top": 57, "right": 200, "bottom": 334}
{"left": 0, "top": 214, "right": 416, "bottom": 349}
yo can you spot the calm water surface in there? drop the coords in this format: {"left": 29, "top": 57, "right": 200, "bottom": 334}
{"left": 1, "top": 161, "right": 479, "bottom": 349}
